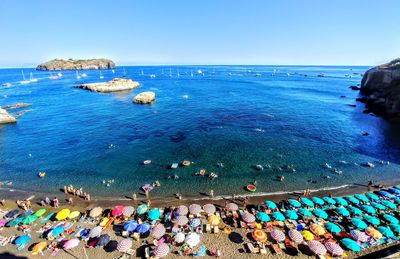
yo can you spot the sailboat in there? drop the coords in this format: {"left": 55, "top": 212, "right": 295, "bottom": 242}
{"left": 29, "top": 72, "right": 38, "bottom": 82}
{"left": 169, "top": 68, "right": 172, "bottom": 77}
{"left": 20, "top": 71, "right": 31, "bottom": 84}
{"left": 49, "top": 72, "right": 59, "bottom": 80}
{"left": 190, "top": 70, "right": 194, "bottom": 77}
{"left": 177, "top": 68, "right": 180, "bottom": 77}
{"left": 197, "top": 69, "right": 203, "bottom": 75}
{"left": 122, "top": 68, "right": 127, "bottom": 77}
{"left": 140, "top": 69, "right": 144, "bottom": 76}
{"left": 76, "top": 71, "right": 81, "bottom": 79}
{"left": 57, "top": 72, "right": 63, "bottom": 77}
{"left": 99, "top": 70, "right": 104, "bottom": 79}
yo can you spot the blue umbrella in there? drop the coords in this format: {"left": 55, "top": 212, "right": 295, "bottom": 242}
{"left": 381, "top": 200, "right": 396, "bottom": 210}
{"left": 394, "top": 198, "right": 400, "bottom": 205}
{"left": 264, "top": 200, "right": 277, "bottom": 209}
{"left": 388, "top": 188, "right": 400, "bottom": 195}
{"left": 350, "top": 218, "right": 368, "bottom": 230}
{"left": 345, "top": 196, "right": 360, "bottom": 205}
{"left": 123, "top": 220, "right": 137, "bottom": 232}
{"left": 379, "top": 191, "right": 396, "bottom": 199}
{"left": 256, "top": 212, "right": 270, "bottom": 222}
{"left": 334, "top": 197, "right": 348, "bottom": 206}
{"left": 190, "top": 218, "right": 201, "bottom": 227}
{"left": 363, "top": 215, "right": 380, "bottom": 225}
{"left": 14, "top": 235, "right": 30, "bottom": 245}
{"left": 360, "top": 205, "right": 376, "bottom": 215}
{"left": 325, "top": 222, "right": 341, "bottom": 234}
{"left": 322, "top": 196, "right": 336, "bottom": 205}
{"left": 347, "top": 206, "right": 363, "bottom": 216}
{"left": 377, "top": 226, "right": 396, "bottom": 239}
{"left": 313, "top": 208, "right": 328, "bottom": 219}
{"left": 284, "top": 210, "right": 298, "bottom": 220}
{"left": 383, "top": 214, "right": 399, "bottom": 225}
{"left": 271, "top": 211, "right": 285, "bottom": 221}
{"left": 335, "top": 207, "right": 350, "bottom": 217}
{"left": 389, "top": 224, "right": 400, "bottom": 234}
{"left": 288, "top": 199, "right": 301, "bottom": 208}
{"left": 341, "top": 238, "right": 361, "bottom": 252}
{"left": 298, "top": 208, "right": 312, "bottom": 217}
{"left": 136, "top": 223, "right": 150, "bottom": 233}
{"left": 354, "top": 194, "right": 369, "bottom": 203}
{"left": 148, "top": 209, "right": 161, "bottom": 220}
{"left": 51, "top": 226, "right": 63, "bottom": 237}
{"left": 311, "top": 197, "right": 325, "bottom": 206}
{"left": 300, "top": 197, "right": 314, "bottom": 207}
{"left": 371, "top": 202, "right": 386, "bottom": 210}
{"left": 4, "top": 209, "right": 19, "bottom": 219}
{"left": 365, "top": 192, "right": 379, "bottom": 201}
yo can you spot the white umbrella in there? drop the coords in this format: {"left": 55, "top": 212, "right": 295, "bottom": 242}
{"left": 174, "top": 232, "right": 185, "bottom": 243}
{"left": 184, "top": 232, "right": 200, "bottom": 247}
{"left": 89, "top": 226, "right": 102, "bottom": 238}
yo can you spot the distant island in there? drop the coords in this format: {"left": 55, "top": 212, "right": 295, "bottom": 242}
{"left": 36, "top": 58, "right": 115, "bottom": 70}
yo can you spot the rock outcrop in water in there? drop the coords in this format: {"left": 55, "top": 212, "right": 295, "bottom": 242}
{"left": 75, "top": 78, "right": 140, "bottom": 93}
{"left": 2, "top": 103, "right": 30, "bottom": 110}
{"left": 36, "top": 58, "right": 115, "bottom": 70}
{"left": 133, "top": 91, "right": 155, "bottom": 104}
{"left": 359, "top": 58, "right": 400, "bottom": 121}
{"left": 0, "top": 108, "right": 16, "bottom": 124}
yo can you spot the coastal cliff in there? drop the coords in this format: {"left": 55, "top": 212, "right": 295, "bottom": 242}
{"left": 360, "top": 58, "right": 400, "bottom": 121}
{"left": 75, "top": 78, "right": 139, "bottom": 93}
{"left": 36, "top": 58, "right": 115, "bottom": 70}
{"left": 0, "top": 108, "right": 16, "bottom": 124}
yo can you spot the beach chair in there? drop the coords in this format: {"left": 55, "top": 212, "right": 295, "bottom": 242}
{"left": 272, "top": 244, "right": 282, "bottom": 255}
{"left": 278, "top": 242, "right": 285, "bottom": 250}
{"left": 246, "top": 243, "right": 255, "bottom": 253}
{"left": 213, "top": 225, "right": 219, "bottom": 234}
{"left": 260, "top": 244, "right": 267, "bottom": 254}
{"left": 205, "top": 224, "right": 211, "bottom": 233}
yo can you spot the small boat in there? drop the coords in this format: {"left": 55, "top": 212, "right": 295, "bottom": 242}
{"left": 190, "top": 70, "right": 194, "bottom": 77}
{"left": 209, "top": 172, "right": 218, "bottom": 179}
{"left": 197, "top": 69, "right": 203, "bottom": 75}
{"left": 140, "top": 69, "right": 144, "bottom": 76}
{"left": 81, "top": 73, "right": 87, "bottom": 78}
{"left": 76, "top": 71, "right": 81, "bottom": 79}
{"left": 29, "top": 72, "right": 38, "bottom": 82}
{"left": 38, "top": 172, "right": 45, "bottom": 178}
{"left": 111, "top": 69, "right": 115, "bottom": 74}
{"left": 57, "top": 72, "right": 63, "bottom": 77}
{"left": 143, "top": 160, "right": 152, "bottom": 165}
{"left": 254, "top": 73, "right": 262, "bottom": 77}
{"left": 182, "top": 160, "right": 191, "bottom": 166}
{"left": 171, "top": 163, "right": 179, "bottom": 169}
{"left": 318, "top": 73, "right": 325, "bottom": 77}
{"left": 1, "top": 83, "right": 12, "bottom": 87}
{"left": 49, "top": 72, "right": 58, "bottom": 80}
{"left": 149, "top": 74, "right": 156, "bottom": 78}
{"left": 196, "top": 169, "right": 206, "bottom": 176}
{"left": 246, "top": 184, "right": 256, "bottom": 192}
{"left": 20, "top": 71, "right": 31, "bottom": 84}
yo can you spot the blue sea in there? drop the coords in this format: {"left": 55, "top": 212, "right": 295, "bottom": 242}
{"left": 1, "top": 66, "right": 400, "bottom": 199}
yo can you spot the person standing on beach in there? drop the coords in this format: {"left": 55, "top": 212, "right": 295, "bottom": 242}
{"left": 132, "top": 192, "right": 137, "bottom": 201}
{"left": 209, "top": 189, "right": 214, "bottom": 198}
{"left": 53, "top": 197, "right": 59, "bottom": 208}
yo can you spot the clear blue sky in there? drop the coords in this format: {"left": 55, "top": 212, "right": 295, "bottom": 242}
{"left": 1, "top": 0, "right": 399, "bottom": 67}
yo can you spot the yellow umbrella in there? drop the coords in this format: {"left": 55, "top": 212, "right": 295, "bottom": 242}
{"left": 208, "top": 215, "right": 220, "bottom": 226}
{"left": 365, "top": 227, "right": 383, "bottom": 240}
{"left": 310, "top": 224, "right": 326, "bottom": 236}
{"left": 302, "top": 230, "right": 314, "bottom": 241}
{"left": 252, "top": 230, "right": 268, "bottom": 242}
{"left": 56, "top": 209, "right": 70, "bottom": 221}
{"left": 32, "top": 241, "right": 47, "bottom": 255}
{"left": 68, "top": 211, "right": 81, "bottom": 219}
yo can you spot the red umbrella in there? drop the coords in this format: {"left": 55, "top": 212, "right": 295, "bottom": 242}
{"left": 151, "top": 224, "right": 166, "bottom": 239}
{"left": 308, "top": 240, "right": 327, "bottom": 255}
{"left": 271, "top": 229, "right": 286, "bottom": 242}
{"left": 325, "top": 242, "right": 343, "bottom": 256}
{"left": 117, "top": 238, "right": 132, "bottom": 253}
{"left": 112, "top": 205, "right": 125, "bottom": 217}
{"left": 153, "top": 243, "right": 170, "bottom": 258}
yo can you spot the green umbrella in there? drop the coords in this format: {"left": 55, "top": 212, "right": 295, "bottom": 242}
{"left": 136, "top": 204, "right": 148, "bottom": 215}
{"left": 147, "top": 208, "right": 160, "bottom": 220}
{"left": 264, "top": 200, "right": 277, "bottom": 209}
{"left": 345, "top": 196, "right": 360, "bottom": 205}
{"left": 300, "top": 197, "right": 314, "bottom": 207}
{"left": 335, "top": 207, "right": 350, "bottom": 217}
{"left": 354, "top": 194, "right": 369, "bottom": 203}
{"left": 33, "top": 209, "right": 46, "bottom": 217}
{"left": 256, "top": 212, "right": 270, "bottom": 222}
{"left": 325, "top": 222, "right": 341, "bottom": 234}
{"left": 288, "top": 199, "right": 301, "bottom": 208}
{"left": 360, "top": 205, "right": 376, "bottom": 215}
{"left": 350, "top": 218, "right": 368, "bottom": 230}
{"left": 381, "top": 200, "right": 396, "bottom": 210}
{"left": 322, "top": 196, "right": 336, "bottom": 205}
{"left": 377, "top": 226, "right": 396, "bottom": 239}
{"left": 363, "top": 215, "right": 380, "bottom": 225}
{"left": 341, "top": 238, "right": 361, "bottom": 252}
{"left": 298, "top": 208, "right": 312, "bottom": 217}
{"left": 271, "top": 211, "right": 285, "bottom": 221}
{"left": 347, "top": 206, "right": 363, "bottom": 216}
{"left": 365, "top": 192, "right": 379, "bottom": 201}
{"left": 389, "top": 224, "right": 400, "bottom": 234}
{"left": 334, "top": 197, "right": 348, "bottom": 206}
{"left": 383, "top": 214, "right": 399, "bottom": 225}
{"left": 371, "top": 202, "right": 386, "bottom": 211}
{"left": 311, "top": 197, "right": 325, "bottom": 206}
{"left": 22, "top": 214, "right": 38, "bottom": 225}
{"left": 284, "top": 210, "right": 298, "bottom": 220}
{"left": 313, "top": 208, "right": 328, "bottom": 219}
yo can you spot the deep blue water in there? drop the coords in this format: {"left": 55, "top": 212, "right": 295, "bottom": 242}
{"left": 1, "top": 66, "right": 400, "bottom": 198}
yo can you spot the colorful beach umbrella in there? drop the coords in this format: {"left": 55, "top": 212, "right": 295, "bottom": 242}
{"left": 185, "top": 232, "right": 200, "bottom": 247}
{"left": 117, "top": 238, "right": 132, "bottom": 253}
{"left": 300, "top": 197, "right": 314, "bottom": 207}
{"left": 381, "top": 200, "right": 396, "bottom": 210}
{"left": 308, "top": 240, "right": 327, "bottom": 255}
{"left": 325, "top": 242, "right": 343, "bottom": 256}
{"left": 174, "top": 232, "right": 185, "bottom": 243}
{"left": 388, "top": 188, "right": 400, "bottom": 195}
{"left": 271, "top": 229, "right": 286, "bottom": 242}
{"left": 350, "top": 230, "right": 369, "bottom": 242}
{"left": 322, "top": 196, "right": 336, "bottom": 205}
{"left": 68, "top": 211, "right": 80, "bottom": 220}
{"left": 153, "top": 243, "right": 170, "bottom": 258}
{"left": 189, "top": 204, "right": 202, "bottom": 215}
{"left": 4, "top": 209, "right": 19, "bottom": 219}
{"left": 310, "top": 224, "right": 326, "bottom": 236}
{"left": 361, "top": 205, "right": 376, "bottom": 215}
{"left": 395, "top": 186, "right": 400, "bottom": 190}
{"left": 176, "top": 205, "right": 189, "bottom": 216}
{"left": 311, "top": 197, "right": 325, "bottom": 206}
{"left": 288, "top": 199, "right": 301, "bottom": 208}
{"left": 288, "top": 229, "right": 303, "bottom": 243}
{"left": 271, "top": 211, "right": 285, "bottom": 221}
{"left": 334, "top": 197, "right": 348, "bottom": 206}
{"left": 345, "top": 195, "right": 360, "bottom": 205}
{"left": 175, "top": 215, "right": 189, "bottom": 226}
{"left": 347, "top": 206, "right": 363, "bottom": 216}
{"left": 31, "top": 241, "right": 47, "bottom": 255}
{"left": 302, "top": 230, "right": 314, "bottom": 241}
{"left": 50, "top": 226, "right": 63, "bottom": 237}
{"left": 112, "top": 205, "right": 124, "bottom": 217}
{"left": 207, "top": 215, "right": 220, "bottom": 226}
{"left": 354, "top": 194, "right": 369, "bottom": 203}
{"left": 389, "top": 224, "right": 400, "bottom": 234}
{"left": 264, "top": 200, "right": 277, "bottom": 209}
{"left": 335, "top": 207, "right": 350, "bottom": 217}
{"left": 313, "top": 208, "right": 328, "bottom": 219}
{"left": 89, "top": 226, "right": 102, "bottom": 238}
{"left": 394, "top": 198, "right": 400, "bottom": 205}
{"left": 242, "top": 213, "right": 256, "bottom": 223}
{"left": 325, "top": 222, "right": 341, "bottom": 234}
{"left": 363, "top": 215, "right": 380, "bottom": 225}
{"left": 202, "top": 204, "right": 216, "bottom": 214}
{"left": 256, "top": 212, "right": 270, "bottom": 222}
{"left": 136, "top": 223, "right": 151, "bottom": 233}
{"left": 89, "top": 207, "right": 102, "bottom": 218}
{"left": 33, "top": 209, "right": 46, "bottom": 217}
{"left": 148, "top": 209, "right": 161, "bottom": 220}
{"left": 22, "top": 214, "right": 37, "bottom": 225}
{"left": 190, "top": 218, "right": 201, "bottom": 228}
{"left": 366, "top": 227, "right": 383, "bottom": 240}
{"left": 151, "top": 224, "right": 166, "bottom": 239}
{"left": 123, "top": 220, "right": 137, "bottom": 232}
{"left": 379, "top": 191, "right": 396, "bottom": 199}
{"left": 383, "top": 214, "right": 399, "bottom": 225}
{"left": 284, "top": 210, "right": 298, "bottom": 220}
{"left": 226, "top": 203, "right": 238, "bottom": 211}
{"left": 55, "top": 209, "right": 70, "bottom": 221}
{"left": 341, "top": 238, "right": 361, "bottom": 252}
{"left": 371, "top": 202, "right": 386, "bottom": 210}
{"left": 63, "top": 238, "right": 79, "bottom": 250}
{"left": 252, "top": 230, "right": 268, "bottom": 242}
{"left": 122, "top": 206, "right": 135, "bottom": 217}
{"left": 365, "top": 192, "right": 379, "bottom": 201}
{"left": 298, "top": 208, "right": 312, "bottom": 217}
{"left": 14, "top": 235, "right": 30, "bottom": 245}
{"left": 377, "top": 226, "right": 395, "bottom": 239}
{"left": 350, "top": 218, "right": 368, "bottom": 230}
{"left": 96, "top": 234, "right": 110, "bottom": 247}
{"left": 136, "top": 204, "right": 148, "bottom": 215}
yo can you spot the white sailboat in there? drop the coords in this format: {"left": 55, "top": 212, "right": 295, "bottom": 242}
{"left": 76, "top": 71, "right": 81, "bottom": 79}
{"left": 122, "top": 68, "right": 127, "bottom": 77}
{"left": 99, "top": 70, "right": 104, "bottom": 79}
{"left": 20, "top": 71, "right": 31, "bottom": 84}
{"left": 111, "top": 69, "right": 115, "bottom": 74}
{"left": 140, "top": 69, "right": 144, "bottom": 76}
{"left": 190, "top": 70, "right": 194, "bottom": 77}
{"left": 57, "top": 72, "right": 63, "bottom": 77}
{"left": 169, "top": 68, "right": 172, "bottom": 77}
{"left": 81, "top": 72, "right": 87, "bottom": 78}
{"left": 29, "top": 72, "right": 38, "bottom": 82}
{"left": 49, "top": 72, "right": 59, "bottom": 80}
{"left": 177, "top": 68, "right": 180, "bottom": 77}
{"left": 197, "top": 69, "right": 203, "bottom": 75}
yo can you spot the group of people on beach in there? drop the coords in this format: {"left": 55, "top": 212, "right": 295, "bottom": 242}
{"left": 63, "top": 185, "right": 91, "bottom": 201}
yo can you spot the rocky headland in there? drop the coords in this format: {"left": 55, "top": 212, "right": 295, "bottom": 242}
{"left": 75, "top": 78, "right": 140, "bottom": 93}
{"left": 359, "top": 58, "right": 400, "bottom": 121}
{"left": 36, "top": 58, "right": 115, "bottom": 70}
{"left": 133, "top": 91, "right": 155, "bottom": 104}
{"left": 0, "top": 108, "right": 16, "bottom": 124}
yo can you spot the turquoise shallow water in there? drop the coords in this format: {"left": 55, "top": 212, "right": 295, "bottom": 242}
{"left": 0, "top": 66, "right": 400, "bottom": 199}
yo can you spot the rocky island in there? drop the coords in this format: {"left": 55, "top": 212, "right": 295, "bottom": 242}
{"left": 133, "top": 91, "right": 156, "bottom": 104}
{"left": 359, "top": 58, "right": 400, "bottom": 121}
{"left": 75, "top": 78, "right": 140, "bottom": 93}
{"left": 36, "top": 58, "right": 115, "bottom": 70}
{"left": 0, "top": 108, "right": 16, "bottom": 124}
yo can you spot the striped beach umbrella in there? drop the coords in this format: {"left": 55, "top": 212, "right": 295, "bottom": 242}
{"left": 226, "top": 203, "right": 238, "bottom": 211}
{"left": 381, "top": 200, "right": 396, "bottom": 210}
{"left": 325, "top": 222, "right": 341, "bottom": 234}
{"left": 89, "top": 226, "right": 102, "bottom": 238}
{"left": 271, "top": 229, "right": 285, "bottom": 242}
{"left": 151, "top": 224, "right": 166, "bottom": 239}
{"left": 322, "top": 196, "right": 336, "bottom": 205}
{"left": 252, "top": 230, "right": 268, "bottom": 242}
{"left": 345, "top": 195, "right": 360, "bottom": 205}
{"left": 341, "top": 238, "right": 361, "bottom": 252}
{"left": 361, "top": 205, "right": 376, "bottom": 215}
{"left": 335, "top": 207, "right": 350, "bottom": 217}
{"left": 284, "top": 210, "right": 298, "bottom": 220}
{"left": 271, "top": 211, "right": 285, "bottom": 221}
{"left": 334, "top": 197, "right": 348, "bottom": 206}
{"left": 298, "top": 208, "right": 312, "bottom": 217}
{"left": 242, "top": 213, "right": 256, "bottom": 223}
{"left": 176, "top": 205, "right": 189, "bottom": 216}
{"left": 112, "top": 205, "right": 124, "bottom": 217}
{"left": 363, "top": 215, "right": 380, "bottom": 225}
{"left": 371, "top": 202, "right": 386, "bottom": 211}
{"left": 365, "top": 192, "right": 379, "bottom": 201}
{"left": 256, "top": 212, "right": 270, "bottom": 222}
{"left": 189, "top": 204, "right": 201, "bottom": 215}
{"left": 325, "top": 242, "right": 343, "bottom": 256}
{"left": 365, "top": 227, "right": 383, "bottom": 240}
{"left": 350, "top": 218, "right": 368, "bottom": 230}
{"left": 264, "top": 200, "right": 277, "bottom": 209}
{"left": 288, "top": 229, "right": 303, "bottom": 243}
{"left": 117, "top": 238, "right": 132, "bottom": 253}
{"left": 190, "top": 218, "right": 201, "bottom": 228}
{"left": 300, "top": 197, "right": 314, "bottom": 207}
{"left": 313, "top": 209, "right": 328, "bottom": 219}
{"left": 136, "top": 204, "right": 148, "bottom": 215}
{"left": 153, "top": 243, "right": 170, "bottom": 258}
{"left": 350, "top": 230, "right": 369, "bottom": 242}
{"left": 354, "top": 194, "right": 369, "bottom": 203}
{"left": 148, "top": 209, "right": 161, "bottom": 220}
{"left": 311, "top": 197, "right": 325, "bottom": 206}
{"left": 308, "top": 240, "right": 327, "bottom": 255}
{"left": 123, "top": 206, "right": 135, "bottom": 217}
{"left": 202, "top": 204, "right": 216, "bottom": 214}
{"left": 347, "top": 206, "right": 363, "bottom": 216}
{"left": 175, "top": 215, "right": 189, "bottom": 226}
{"left": 288, "top": 199, "right": 301, "bottom": 208}
{"left": 383, "top": 214, "right": 399, "bottom": 225}
{"left": 136, "top": 223, "right": 151, "bottom": 233}
{"left": 90, "top": 207, "right": 102, "bottom": 218}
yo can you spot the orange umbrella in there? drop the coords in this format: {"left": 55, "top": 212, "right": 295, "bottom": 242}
{"left": 207, "top": 215, "right": 220, "bottom": 226}
{"left": 365, "top": 227, "right": 383, "bottom": 240}
{"left": 310, "top": 224, "right": 326, "bottom": 236}
{"left": 252, "top": 230, "right": 268, "bottom": 242}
